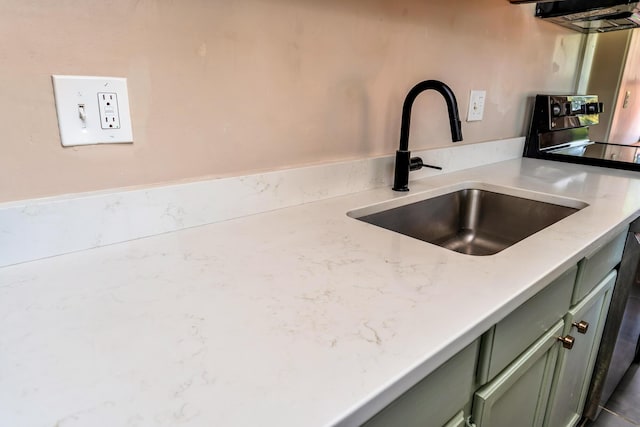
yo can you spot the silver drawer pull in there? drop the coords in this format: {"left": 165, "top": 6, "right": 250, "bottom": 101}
{"left": 558, "top": 335, "right": 575, "bottom": 350}
{"left": 572, "top": 320, "right": 590, "bottom": 334}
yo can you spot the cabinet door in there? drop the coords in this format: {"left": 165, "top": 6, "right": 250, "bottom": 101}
{"left": 472, "top": 321, "right": 563, "bottom": 427}
{"left": 544, "top": 270, "right": 616, "bottom": 427}
{"left": 477, "top": 266, "right": 576, "bottom": 384}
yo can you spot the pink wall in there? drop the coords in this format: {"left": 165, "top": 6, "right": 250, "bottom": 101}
{"left": 0, "top": 0, "right": 583, "bottom": 202}
{"left": 609, "top": 30, "right": 640, "bottom": 145}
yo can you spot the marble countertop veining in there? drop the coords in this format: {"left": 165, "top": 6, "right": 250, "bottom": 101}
{"left": 2, "top": 158, "right": 640, "bottom": 427}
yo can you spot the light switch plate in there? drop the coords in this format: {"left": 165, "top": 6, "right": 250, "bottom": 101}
{"left": 623, "top": 91, "right": 631, "bottom": 109}
{"left": 52, "top": 75, "right": 133, "bottom": 147}
{"left": 467, "top": 90, "right": 486, "bottom": 122}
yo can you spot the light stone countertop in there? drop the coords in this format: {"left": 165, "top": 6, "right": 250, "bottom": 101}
{"left": 2, "top": 158, "right": 640, "bottom": 427}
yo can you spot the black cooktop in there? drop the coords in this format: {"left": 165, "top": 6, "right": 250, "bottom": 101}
{"left": 549, "top": 142, "right": 640, "bottom": 164}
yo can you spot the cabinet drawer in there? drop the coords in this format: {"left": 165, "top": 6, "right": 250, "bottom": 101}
{"left": 444, "top": 410, "right": 466, "bottom": 427}
{"left": 364, "top": 340, "right": 479, "bottom": 427}
{"left": 472, "top": 321, "right": 563, "bottom": 427}
{"left": 572, "top": 231, "right": 626, "bottom": 304}
{"left": 478, "top": 266, "right": 576, "bottom": 384}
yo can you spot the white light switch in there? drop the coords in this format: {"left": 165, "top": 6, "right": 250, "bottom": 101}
{"left": 52, "top": 75, "right": 133, "bottom": 147}
{"left": 623, "top": 91, "right": 631, "bottom": 109}
{"left": 467, "top": 90, "right": 486, "bottom": 122}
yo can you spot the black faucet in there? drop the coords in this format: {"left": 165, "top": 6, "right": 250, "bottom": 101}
{"left": 392, "top": 80, "right": 463, "bottom": 191}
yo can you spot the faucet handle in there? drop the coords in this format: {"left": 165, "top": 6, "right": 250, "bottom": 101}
{"left": 392, "top": 152, "right": 442, "bottom": 192}
{"left": 410, "top": 157, "right": 442, "bottom": 171}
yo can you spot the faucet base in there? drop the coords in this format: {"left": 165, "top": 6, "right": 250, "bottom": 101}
{"left": 392, "top": 150, "right": 411, "bottom": 192}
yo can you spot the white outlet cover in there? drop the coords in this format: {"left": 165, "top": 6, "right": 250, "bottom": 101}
{"left": 467, "top": 90, "right": 486, "bottom": 122}
{"left": 52, "top": 75, "right": 133, "bottom": 146}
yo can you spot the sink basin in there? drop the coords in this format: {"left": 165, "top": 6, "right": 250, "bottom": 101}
{"left": 350, "top": 185, "right": 587, "bottom": 256}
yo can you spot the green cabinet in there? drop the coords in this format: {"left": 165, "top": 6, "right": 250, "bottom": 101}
{"left": 470, "top": 231, "right": 625, "bottom": 427}
{"left": 362, "top": 229, "right": 628, "bottom": 427}
{"left": 363, "top": 340, "right": 479, "bottom": 427}
{"left": 544, "top": 270, "right": 616, "bottom": 427}
{"left": 444, "top": 411, "right": 467, "bottom": 427}
{"left": 472, "top": 321, "right": 563, "bottom": 427}
{"left": 477, "top": 266, "right": 576, "bottom": 384}
{"left": 471, "top": 271, "right": 616, "bottom": 427}
{"left": 572, "top": 231, "right": 625, "bottom": 304}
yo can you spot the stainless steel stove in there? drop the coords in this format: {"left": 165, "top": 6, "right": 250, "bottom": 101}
{"left": 524, "top": 94, "right": 640, "bottom": 171}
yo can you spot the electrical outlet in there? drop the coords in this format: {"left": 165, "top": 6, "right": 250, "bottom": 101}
{"left": 98, "top": 93, "right": 121, "bottom": 129}
{"left": 467, "top": 90, "right": 486, "bottom": 122}
{"left": 52, "top": 75, "right": 133, "bottom": 146}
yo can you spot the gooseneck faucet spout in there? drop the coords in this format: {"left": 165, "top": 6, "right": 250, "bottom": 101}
{"left": 392, "top": 80, "right": 463, "bottom": 192}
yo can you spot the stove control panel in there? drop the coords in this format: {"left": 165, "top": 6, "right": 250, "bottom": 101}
{"left": 543, "top": 95, "right": 602, "bottom": 130}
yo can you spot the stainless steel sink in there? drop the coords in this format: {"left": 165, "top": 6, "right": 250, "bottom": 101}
{"left": 350, "top": 187, "right": 587, "bottom": 256}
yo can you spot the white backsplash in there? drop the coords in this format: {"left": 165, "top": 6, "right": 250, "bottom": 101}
{"left": 0, "top": 137, "right": 524, "bottom": 267}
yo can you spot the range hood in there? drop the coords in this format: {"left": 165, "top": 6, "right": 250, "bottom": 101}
{"left": 535, "top": 0, "right": 640, "bottom": 33}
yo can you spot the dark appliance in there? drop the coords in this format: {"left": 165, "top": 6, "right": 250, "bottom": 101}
{"left": 523, "top": 94, "right": 640, "bottom": 172}
{"left": 584, "top": 218, "right": 640, "bottom": 420}
{"left": 535, "top": 0, "right": 640, "bottom": 33}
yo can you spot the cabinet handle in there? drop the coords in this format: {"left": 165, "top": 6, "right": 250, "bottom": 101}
{"left": 557, "top": 335, "right": 575, "bottom": 350}
{"left": 572, "top": 320, "right": 590, "bottom": 334}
